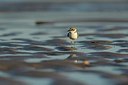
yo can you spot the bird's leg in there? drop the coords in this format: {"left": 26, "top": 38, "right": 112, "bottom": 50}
{"left": 74, "top": 40, "right": 76, "bottom": 48}
{"left": 71, "top": 40, "right": 75, "bottom": 48}
{"left": 73, "top": 40, "right": 75, "bottom": 48}
{"left": 71, "top": 40, "right": 73, "bottom": 48}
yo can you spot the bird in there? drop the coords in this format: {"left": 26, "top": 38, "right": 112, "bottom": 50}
{"left": 67, "top": 27, "right": 78, "bottom": 47}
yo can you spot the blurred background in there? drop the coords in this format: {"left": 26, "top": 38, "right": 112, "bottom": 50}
{"left": 1, "top": 0, "right": 128, "bottom": 22}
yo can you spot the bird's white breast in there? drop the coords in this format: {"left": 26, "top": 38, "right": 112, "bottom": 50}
{"left": 69, "top": 31, "right": 78, "bottom": 40}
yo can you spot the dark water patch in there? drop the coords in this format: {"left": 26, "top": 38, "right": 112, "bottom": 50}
{"left": 39, "top": 52, "right": 66, "bottom": 56}
{"left": 20, "top": 45, "right": 53, "bottom": 51}
{"left": 119, "top": 68, "right": 128, "bottom": 75}
{"left": 56, "top": 46, "right": 77, "bottom": 51}
{"left": 0, "top": 45, "right": 38, "bottom": 55}
{"left": 32, "top": 53, "right": 49, "bottom": 58}
{"left": 0, "top": 47, "right": 17, "bottom": 54}
{"left": 12, "top": 38, "right": 34, "bottom": 42}
{"left": 52, "top": 35, "right": 65, "bottom": 39}
{"left": 35, "top": 21, "right": 53, "bottom": 25}
{"left": 42, "top": 39, "right": 70, "bottom": 46}
{"left": 90, "top": 52, "right": 128, "bottom": 58}
{"left": 117, "top": 49, "right": 128, "bottom": 53}
{"left": 97, "top": 26, "right": 128, "bottom": 32}
{"left": 111, "top": 41, "right": 128, "bottom": 47}
{"left": 84, "top": 44, "right": 112, "bottom": 50}
{"left": 0, "top": 32, "right": 22, "bottom": 37}
{"left": 80, "top": 33, "right": 128, "bottom": 38}
{"left": 80, "top": 33, "right": 98, "bottom": 37}
{"left": 1, "top": 51, "right": 35, "bottom": 55}
{"left": 0, "top": 42, "right": 20, "bottom": 47}
{"left": 113, "top": 40, "right": 128, "bottom": 42}
{"left": 12, "top": 38, "right": 43, "bottom": 45}
{"left": 0, "top": 39, "right": 6, "bottom": 41}
{"left": 112, "top": 40, "right": 128, "bottom": 47}
{"left": 114, "top": 58, "right": 128, "bottom": 63}
{"left": 0, "top": 54, "right": 47, "bottom": 60}
{"left": 92, "top": 59, "right": 126, "bottom": 67}
{"left": 79, "top": 40, "right": 112, "bottom": 50}
{"left": 97, "top": 34, "right": 128, "bottom": 38}
{"left": 96, "top": 33, "right": 128, "bottom": 38}
{"left": 30, "top": 31, "right": 47, "bottom": 35}
{"left": 52, "top": 79, "right": 86, "bottom": 85}
{"left": 0, "top": 77, "right": 25, "bottom": 85}
{"left": 37, "top": 51, "right": 69, "bottom": 56}
{"left": 79, "top": 40, "right": 112, "bottom": 45}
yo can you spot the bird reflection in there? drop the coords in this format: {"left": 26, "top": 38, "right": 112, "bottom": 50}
{"left": 66, "top": 53, "right": 78, "bottom": 63}
{"left": 66, "top": 53, "right": 90, "bottom": 65}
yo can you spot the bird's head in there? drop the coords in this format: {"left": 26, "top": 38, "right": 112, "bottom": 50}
{"left": 68, "top": 27, "right": 77, "bottom": 32}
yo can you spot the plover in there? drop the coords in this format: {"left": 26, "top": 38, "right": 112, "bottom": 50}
{"left": 67, "top": 27, "right": 78, "bottom": 47}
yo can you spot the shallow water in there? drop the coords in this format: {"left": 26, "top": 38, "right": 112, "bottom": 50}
{"left": 0, "top": 1, "right": 128, "bottom": 85}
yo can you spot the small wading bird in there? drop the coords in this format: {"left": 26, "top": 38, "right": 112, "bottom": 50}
{"left": 67, "top": 27, "right": 78, "bottom": 47}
